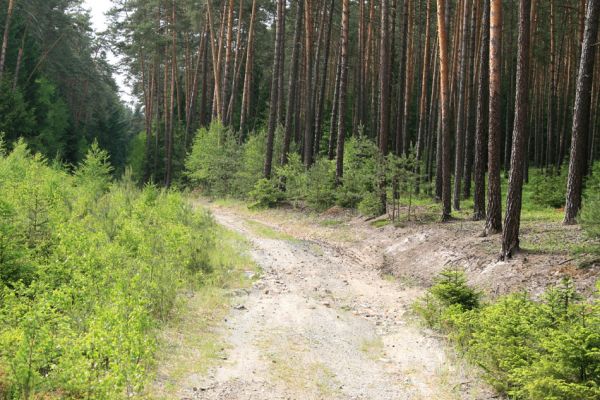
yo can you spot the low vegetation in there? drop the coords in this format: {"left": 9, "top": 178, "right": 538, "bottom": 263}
{"left": 0, "top": 140, "right": 249, "bottom": 399}
{"left": 414, "top": 270, "right": 600, "bottom": 400}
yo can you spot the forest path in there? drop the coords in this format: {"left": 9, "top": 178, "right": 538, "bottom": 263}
{"left": 181, "top": 204, "right": 493, "bottom": 400}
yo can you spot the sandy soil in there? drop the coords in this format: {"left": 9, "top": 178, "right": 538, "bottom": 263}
{"left": 174, "top": 204, "right": 499, "bottom": 400}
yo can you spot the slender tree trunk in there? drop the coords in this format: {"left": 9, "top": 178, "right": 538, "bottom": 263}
{"left": 415, "top": 0, "right": 432, "bottom": 192}
{"left": 379, "top": 0, "right": 391, "bottom": 155}
{"left": 462, "top": 0, "right": 477, "bottom": 199}
{"left": 485, "top": 0, "right": 503, "bottom": 235}
{"left": 303, "top": 0, "right": 316, "bottom": 167}
{"left": 314, "top": 0, "right": 335, "bottom": 157}
{"left": 395, "top": 0, "right": 410, "bottom": 155}
{"left": 502, "top": 0, "right": 530, "bottom": 259}
{"left": 206, "top": 0, "right": 223, "bottom": 122}
{"left": 282, "top": 0, "right": 304, "bottom": 165}
{"left": 226, "top": 0, "right": 245, "bottom": 125}
{"left": 564, "top": 0, "right": 600, "bottom": 224}
{"left": 473, "top": 0, "right": 490, "bottom": 221}
{"left": 436, "top": 0, "right": 452, "bottom": 220}
{"left": 239, "top": 0, "right": 257, "bottom": 135}
{"left": 328, "top": 52, "right": 342, "bottom": 160}
{"left": 453, "top": 0, "right": 470, "bottom": 210}
{"left": 264, "top": 0, "right": 285, "bottom": 179}
{"left": 335, "top": 0, "right": 350, "bottom": 186}
{"left": 0, "top": 0, "right": 15, "bottom": 81}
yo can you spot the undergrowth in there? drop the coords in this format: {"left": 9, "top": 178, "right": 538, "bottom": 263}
{"left": 0, "top": 139, "right": 244, "bottom": 399}
{"left": 414, "top": 269, "right": 600, "bottom": 400}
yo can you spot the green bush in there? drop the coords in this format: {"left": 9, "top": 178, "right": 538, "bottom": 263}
{"left": 529, "top": 169, "right": 567, "bottom": 209}
{"left": 249, "top": 178, "right": 283, "bottom": 209}
{"left": 357, "top": 191, "right": 382, "bottom": 217}
{"left": 414, "top": 273, "right": 600, "bottom": 400}
{"left": 235, "top": 130, "right": 269, "bottom": 196}
{"left": 0, "top": 141, "right": 222, "bottom": 399}
{"left": 185, "top": 122, "right": 241, "bottom": 197}
{"left": 335, "top": 136, "right": 378, "bottom": 208}
{"left": 305, "top": 158, "right": 336, "bottom": 211}
{"left": 581, "top": 162, "right": 600, "bottom": 238}
{"left": 275, "top": 153, "right": 306, "bottom": 208}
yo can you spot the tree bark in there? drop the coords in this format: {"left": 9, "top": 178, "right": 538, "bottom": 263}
{"left": 473, "top": 0, "right": 490, "bottom": 221}
{"left": 239, "top": 0, "right": 257, "bottom": 135}
{"left": 564, "top": 0, "right": 600, "bottom": 224}
{"left": 282, "top": 0, "right": 304, "bottom": 166}
{"left": 453, "top": 0, "right": 470, "bottom": 210}
{"left": 335, "top": 0, "right": 350, "bottom": 186}
{"left": 485, "top": 0, "right": 503, "bottom": 235}
{"left": 0, "top": 0, "right": 15, "bottom": 81}
{"left": 502, "top": 0, "right": 530, "bottom": 260}
{"left": 436, "top": 0, "right": 452, "bottom": 221}
{"left": 264, "top": 0, "right": 285, "bottom": 179}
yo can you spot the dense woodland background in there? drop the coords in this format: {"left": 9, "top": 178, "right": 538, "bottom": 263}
{"left": 1, "top": 0, "right": 600, "bottom": 399}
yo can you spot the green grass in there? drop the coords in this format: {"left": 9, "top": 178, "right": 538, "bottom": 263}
{"left": 148, "top": 222, "right": 259, "bottom": 399}
{"left": 244, "top": 219, "right": 296, "bottom": 241}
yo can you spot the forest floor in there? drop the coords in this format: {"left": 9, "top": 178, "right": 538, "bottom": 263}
{"left": 152, "top": 198, "right": 599, "bottom": 400}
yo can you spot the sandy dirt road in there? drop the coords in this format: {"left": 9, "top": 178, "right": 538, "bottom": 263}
{"left": 178, "top": 206, "right": 496, "bottom": 400}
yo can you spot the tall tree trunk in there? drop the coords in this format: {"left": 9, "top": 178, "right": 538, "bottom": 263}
{"left": 453, "top": 0, "right": 470, "bottom": 210}
{"left": 282, "top": 0, "right": 304, "bottom": 165}
{"left": 485, "top": 0, "right": 503, "bottom": 235}
{"left": 239, "top": 0, "right": 257, "bottom": 135}
{"left": 415, "top": 0, "right": 432, "bottom": 192}
{"left": 379, "top": 0, "right": 391, "bottom": 155}
{"left": 502, "top": 0, "right": 531, "bottom": 259}
{"left": 206, "top": 0, "right": 223, "bottom": 122}
{"left": 436, "top": 0, "right": 452, "bottom": 221}
{"left": 473, "top": 0, "right": 490, "bottom": 221}
{"left": 314, "top": 0, "right": 335, "bottom": 157}
{"left": 462, "top": 0, "right": 477, "bottom": 199}
{"left": 0, "top": 0, "right": 15, "bottom": 81}
{"left": 303, "top": 0, "right": 316, "bottom": 167}
{"left": 226, "top": 0, "right": 245, "bottom": 125}
{"left": 264, "top": 0, "right": 285, "bottom": 179}
{"left": 395, "top": 0, "right": 410, "bottom": 155}
{"left": 335, "top": 0, "right": 350, "bottom": 186}
{"left": 328, "top": 52, "right": 342, "bottom": 160}
{"left": 564, "top": 0, "right": 600, "bottom": 224}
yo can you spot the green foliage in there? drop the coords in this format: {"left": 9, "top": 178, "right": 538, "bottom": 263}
{"left": 185, "top": 122, "right": 241, "bottom": 197}
{"left": 235, "top": 131, "right": 269, "bottom": 196}
{"left": 529, "top": 169, "right": 568, "bottom": 209}
{"left": 0, "top": 79, "right": 35, "bottom": 142}
{"left": 0, "top": 141, "right": 224, "bottom": 399}
{"left": 430, "top": 269, "right": 481, "bottom": 310}
{"left": 415, "top": 273, "right": 600, "bottom": 400}
{"left": 275, "top": 153, "right": 307, "bottom": 208}
{"left": 304, "top": 159, "right": 336, "bottom": 211}
{"left": 335, "top": 136, "right": 378, "bottom": 209}
{"left": 127, "top": 131, "right": 147, "bottom": 183}
{"left": 249, "top": 178, "right": 284, "bottom": 209}
{"left": 581, "top": 163, "right": 600, "bottom": 239}
{"left": 357, "top": 191, "right": 382, "bottom": 217}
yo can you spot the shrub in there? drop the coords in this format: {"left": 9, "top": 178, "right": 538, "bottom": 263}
{"left": 185, "top": 122, "right": 240, "bottom": 197}
{"left": 414, "top": 273, "right": 600, "bottom": 400}
{"left": 249, "top": 178, "right": 283, "bottom": 209}
{"left": 430, "top": 269, "right": 481, "bottom": 310}
{"left": 235, "top": 130, "right": 268, "bottom": 196}
{"left": 357, "top": 191, "right": 382, "bottom": 217}
{"left": 529, "top": 169, "right": 567, "bottom": 208}
{"left": 0, "top": 141, "right": 222, "bottom": 399}
{"left": 276, "top": 153, "right": 306, "bottom": 208}
{"left": 305, "top": 158, "right": 336, "bottom": 211}
{"left": 581, "top": 162, "right": 600, "bottom": 238}
{"left": 335, "top": 136, "right": 378, "bottom": 208}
